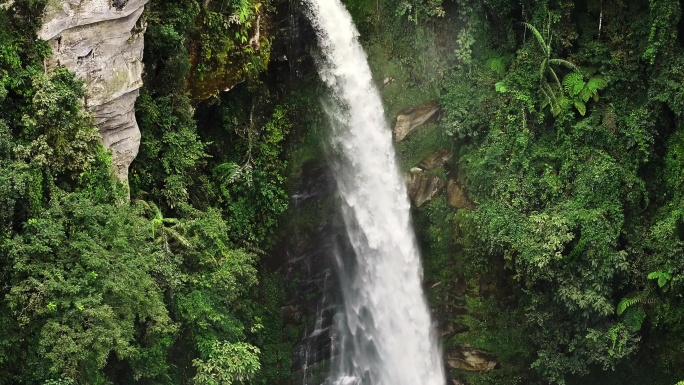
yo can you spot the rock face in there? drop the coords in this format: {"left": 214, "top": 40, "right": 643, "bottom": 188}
{"left": 447, "top": 345, "right": 499, "bottom": 372}
{"left": 281, "top": 164, "right": 345, "bottom": 384}
{"left": 394, "top": 100, "right": 440, "bottom": 142}
{"left": 39, "top": 0, "right": 148, "bottom": 181}
{"left": 405, "top": 169, "right": 445, "bottom": 208}
{"left": 418, "top": 148, "right": 453, "bottom": 170}
{"left": 447, "top": 178, "right": 474, "bottom": 209}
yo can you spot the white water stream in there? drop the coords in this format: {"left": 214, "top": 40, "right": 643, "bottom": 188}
{"left": 303, "top": 0, "right": 446, "bottom": 384}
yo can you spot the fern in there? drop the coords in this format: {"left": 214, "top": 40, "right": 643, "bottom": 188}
{"left": 648, "top": 271, "right": 672, "bottom": 288}
{"left": 621, "top": 306, "right": 646, "bottom": 331}
{"left": 488, "top": 57, "right": 506, "bottom": 76}
{"left": 495, "top": 81, "right": 507, "bottom": 93}
{"left": 563, "top": 72, "right": 585, "bottom": 97}
{"left": 586, "top": 76, "right": 608, "bottom": 92}
{"left": 549, "top": 58, "right": 579, "bottom": 71}
{"left": 574, "top": 100, "right": 586, "bottom": 116}
{"left": 579, "top": 87, "right": 593, "bottom": 103}
{"left": 617, "top": 292, "right": 649, "bottom": 315}
{"left": 522, "top": 22, "right": 549, "bottom": 55}
{"left": 214, "top": 162, "right": 253, "bottom": 186}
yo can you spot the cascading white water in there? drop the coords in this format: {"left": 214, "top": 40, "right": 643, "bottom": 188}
{"left": 302, "top": 0, "right": 446, "bottom": 384}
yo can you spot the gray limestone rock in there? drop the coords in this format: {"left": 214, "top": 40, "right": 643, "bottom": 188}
{"left": 39, "top": 0, "right": 149, "bottom": 181}
{"left": 393, "top": 100, "right": 440, "bottom": 142}
{"left": 418, "top": 147, "right": 453, "bottom": 170}
{"left": 405, "top": 169, "right": 445, "bottom": 208}
{"left": 446, "top": 178, "right": 474, "bottom": 209}
{"left": 447, "top": 345, "right": 499, "bottom": 372}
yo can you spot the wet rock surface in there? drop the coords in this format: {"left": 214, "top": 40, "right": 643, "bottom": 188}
{"left": 446, "top": 178, "right": 474, "bottom": 209}
{"left": 406, "top": 169, "right": 445, "bottom": 207}
{"left": 418, "top": 148, "right": 453, "bottom": 170}
{"left": 281, "top": 164, "right": 349, "bottom": 383}
{"left": 447, "top": 345, "right": 500, "bottom": 372}
{"left": 394, "top": 100, "right": 440, "bottom": 142}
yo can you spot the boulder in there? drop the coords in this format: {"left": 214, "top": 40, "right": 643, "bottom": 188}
{"left": 39, "top": 0, "right": 148, "bottom": 181}
{"left": 281, "top": 305, "right": 303, "bottom": 325}
{"left": 446, "top": 178, "right": 474, "bottom": 209}
{"left": 394, "top": 100, "right": 440, "bottom": 142}
{"left": 441, "top": 321, "right": 470, "bottom": 338}
{"left": 452, "top": 276, "right": 468, "bottom": 297}
{"left": 406, "top": 169, "right": 445, "bottom": 208}
{"left": 418, "top": 148, "right": 453, "bottom": 170}
{"left": 447, "top": 345, "right": 499, "bottom": 372}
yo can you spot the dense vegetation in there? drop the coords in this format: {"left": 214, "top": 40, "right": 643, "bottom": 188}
{"left": 346, "top": 0, "right": 684, "bottom": 384}
{"left": 1, "top": 0, "right": 684, "bottom": 383}
{"left": 0, "top": 0, "right": 299, "bottom": 383}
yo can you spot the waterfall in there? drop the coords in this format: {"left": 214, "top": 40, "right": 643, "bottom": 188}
{"left": 302, "top": 0, "right": 446, "bottom": 384}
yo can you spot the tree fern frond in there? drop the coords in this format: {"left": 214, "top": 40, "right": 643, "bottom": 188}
{"left": 522, "top": 22, "right": 549, "bottom": 55}
{"left": 562, "top": 72, "right": 583, "bottom": 88}
{"left": 621, "top": 306, "right": 646, "bottom": 331}
{"left": 579, "top": 87, "right": 593, "bottom": 103}
{"left": 542, "top": 82, "right": 558, "bottom": 105}
{"left": 539, "top": 58, "right": 548, "bottom": 82}
{"left": 164, "top": 227, "right": 191, "bottom": 249}
{"left": 138, "top": 200, "right": 152, "bottom": 212}
{"left": 648, "top": 271, "right": 672, "bottom": 288}
{"left": 488, "top": 57, "right": 506, "bottom": 76}
{"left": 540, "top": 86, "right": 552, "bottom": 108}
{"left": 617, "top": 292, "right": 649, "bottom": 315}
{"left": 549, "top": 58, "right": 579, "bottom": 71}
{"left": 214, "top": 162, "right": 243, "bottom": 185}
{"left": 548, "top": 67, "right": 563, "bottom": 93}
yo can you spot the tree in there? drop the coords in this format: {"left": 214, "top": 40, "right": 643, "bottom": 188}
{"left": 2, "top": 194, "right": 173, "bottom": 383}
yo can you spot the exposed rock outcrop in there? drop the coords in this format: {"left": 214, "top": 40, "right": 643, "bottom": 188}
{"left": 446, "top": 178, "right": 474, "bottom": 209}
{"left": 418, "top": 148, "right": 453, "bottom": 170}
{"left": 394, "top": 100, "right": 440, "bottom": 142}
{"left": 440, "top": 321, "right": 470, "bottom": 338}
{"left": 405, "top": 168, "right": 445, "bottom": 207}
{"left": 39, "top": 0, "right": 148, "bottom": 181}
{"left": 447, "top": 345, "right": 499, "bottom": 372}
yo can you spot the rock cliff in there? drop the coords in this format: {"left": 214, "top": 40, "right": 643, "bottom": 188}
{"left": 39, "top": 0, "right": 148, "bottom": 181}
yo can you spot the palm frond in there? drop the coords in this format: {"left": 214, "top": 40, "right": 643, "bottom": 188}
{"left": 522, "top": 22, "right": 549, "bottom": 55}
{"left": 549, "top": 58, "right": 579, "bottom": 72}
{"left": 164, "top": 226, "right": 191, "bottom": 249}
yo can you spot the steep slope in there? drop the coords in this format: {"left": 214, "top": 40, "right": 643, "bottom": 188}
{"left": 39, "top": 0, "right": 148, "bottom": 180}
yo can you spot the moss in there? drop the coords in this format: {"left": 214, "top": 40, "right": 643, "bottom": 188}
{"left": 396, "top": 122, "right": 450, "bottom": 170}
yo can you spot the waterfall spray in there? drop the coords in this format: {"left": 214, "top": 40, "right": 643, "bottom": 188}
{"left": 302, "top": 0, "right": 446, "bottom": 384}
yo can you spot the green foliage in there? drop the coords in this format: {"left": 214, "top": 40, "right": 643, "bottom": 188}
{"left": 395, "top": 0, "right": 444, "bottom": 23}
{"left": 3, "top": 194, "right": 173, "bottom": 383}
{"left": 141, "top": 0, "right": 271, "bottom": 101}
{"left": 520, "top": 19, "right": 607, "bottom": 117}
{"left": 16, "top": 68, "right": 103, "bottom": 180}
{"left": 0, "top": 0, "right": 295, "bottom": 381}
{"left": 649, "top": 271, "right": 673, "bottom": 289}
{"left": 131, "top": 91, "right": 206, "bottom": 209}
{"left": 192, "top": 341, "right": 260, "bottom": 385}
{"left": 421, "top": 1, "right": 684, "bottom": 384}
{"left": 643, "top": 0, "right": 681, "bottom": 64}
{"left": 561, "top": 72, "right": 607, "bottom": 116}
